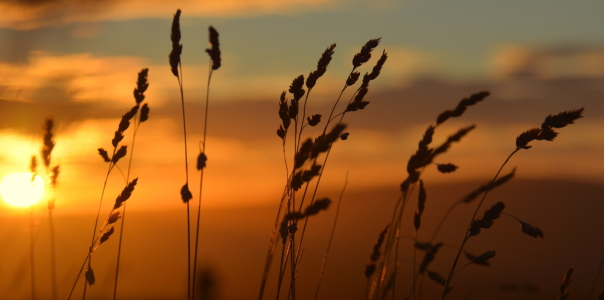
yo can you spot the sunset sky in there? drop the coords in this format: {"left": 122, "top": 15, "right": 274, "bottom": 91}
{"left": 1, "top": 0, "right": 602, "bottom": 211}
{"left": 0, "top": 1, "right": 603, "bottom": 299}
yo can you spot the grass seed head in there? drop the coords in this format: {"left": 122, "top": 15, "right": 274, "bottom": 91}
{"left": 304, "top": 198, "right": 331, "bottom": 216}
{"left": 100, "top": 226, "right": 115, "bottom": 245}
{"left": 471, "top": 250, "right": 496, "bottom": 265}
{"left": 294, "top": 138, "right": 314, "bottom": 169}
{"left": 419, "top": 242, "right": 442, "bottom": 273}
{"left": 30, "top": 155, "right": 37, "bottom": 174}
{"left": 98, "top": 148, "right": 111, "bottom": 162}
{"left": 197, "top": 152, "right": 207, "bottom": 170}
{"left": 352, "top": 37, "right": 381, "bottom": 68}
{"left": 112, "top": 145, "right": 128, "bottom": 164}
{"left": 107, "top": 211, "right": 122, "bottom": 225}
{"left": 50, "top": 165, "right": 60, "bottom": 187}
{"left": 346, "top": 71, "right": 360, "bottom": 86}
{"left": 278, "top": 92, "right": 291, "bottom": 129}
{"left": 558, "top": 267, "right": 574, "bottom": 300}
{"left": 464, "top": 251, "right": 491, "bottom": 267}
{"left": 365, "top": 50, "right": 387, "bottom": 82}
{"left": 85, "top": 267, "right": 95, "bottom": 286}
{"left": 433, "top": 125, "right": 476, "bottom": 156}
{"left": 113, "top": 178, "right": 138, "bottom": 209}
{"left": 181, "top": 183, "right": 192, "bottom": 203}
{"left": 519, "top": 220, "right": 544, "bottom": 238}
{"left": 517, "top": 108, "right": 583, "bottom": 150}
{"left": 140, "top": 103, "right": 150, "bottom": 123}
{"left": 462, "top": 169, "right": 515, "bottom": 204}
{"left": 289, "top": 75, "right": 305, "bottom": 101}
{"left": 369, "top": 225, "right": 390, "bottom": 262}
{"left": 169, "top": 9, "right": 182, "bottom": 77}
{"left": 436, "top": 91, "right": 489, "bottom": 124}
{"left": 306, "top": 44, "right": 336, "bottom": 89}
{"left": 542, "top": 108, "right": 584, "bottom": 129}
{"left": 307, "top": 114, "right": 321, "bottom": 126}
{"left": 437, "top": 163, "right": 458, "bottom": 174}
{"left": 206, "top": 26, "right": 221, "bottom": 70}
{"left": 134, "top": 68, "right": 149, "bottom": 104}
{"left": 427, "top": 270, "right": 446, "bottom": 285}
{"left": 310, "top": 124, "right": 346, "bottom": 158}
{"left": 470, "top": 202, "right": 505, "bottom": 237}
{"left": 41, "top": 117, "right": 55, "bottom": 168}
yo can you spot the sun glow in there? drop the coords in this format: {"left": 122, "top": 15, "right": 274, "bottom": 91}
{"left": 0, "top": 173, "right": 45, "bottom": 207}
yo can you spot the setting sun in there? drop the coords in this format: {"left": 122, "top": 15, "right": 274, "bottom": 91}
{"left": 0, "top": 173, "right": 45, "bottom": 207}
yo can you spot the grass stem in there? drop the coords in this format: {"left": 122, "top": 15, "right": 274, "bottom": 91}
{"left": 440, "top": 148, "right": 519, "bottom": 299}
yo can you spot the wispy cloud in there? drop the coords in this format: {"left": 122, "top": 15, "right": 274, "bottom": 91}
{"left": 0, "top": 51, "right": 150, "bottom": 104}
{"left": 1, "top": 0, "right": 346, "bottom": 30}
{"left": 0, "top": 51, "right": 317, "bottom": 109}
{"left": 489, "top": 44, "right": 604, "bottom": 80}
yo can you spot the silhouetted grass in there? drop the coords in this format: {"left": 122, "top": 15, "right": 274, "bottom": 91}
{"left": 4, "top": 8, "right": 600, "bottom": 300}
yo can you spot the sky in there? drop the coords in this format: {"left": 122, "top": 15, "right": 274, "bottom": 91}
{"left": 0, "top": 0, "right": 603, "bottom": 299}
{"left": 0, "top": 0, "right": 602, "bottom": 211}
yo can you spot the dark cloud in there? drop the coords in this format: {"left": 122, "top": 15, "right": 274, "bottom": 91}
{"left": 0, "top": 98, "right": 119, "bottom": 134}
{"left": 2, "top": 74, "right": 602, "bottom": 141}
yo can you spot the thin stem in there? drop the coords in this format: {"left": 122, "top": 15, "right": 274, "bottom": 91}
{"left": 178, "top": 64, "right": 190, "bottom": 182}
{"left": 289, "top": 234, "right": 296, "bottom": 300}
{"left": 590, "top": 253, "right": 604, "bottom": 298}
{"left": 67, "top": 253, "right": 91, "bottom": 300}
{"left": 412, "top": 230, "right": 417, "bottom": 300}
{"left": 258, "top": 184, "right": 291, "bottom": 300}
{"left": 81, "top": 155, "right": 114, "bottom": 300}
{"left": 372, "top": 188, "right": 409, "bottom": 299}
{"left": 276, "top": 239, "right": 292, "bottom": 300}
{"left": 322, "top": 72, "right": 353, "bottom": 134}
{"left": 187, "top": 202, "right": 191, "bottom": 300}
{"left": 43, "top": 163, "right": 58, "bottom": 300}
{"left": 113, "top": 118, "right": 140, "bottom": 300}
{"left": 48, "top": 208, "right": 57, "bottom": 300}
{"left": 30, "top": 205, "right": 36, "bottom": 300}
{"left": 440, "top": 148, "right": 519, "bottom": 300}
{"left": 176, "top": 61, "right": 192, "bottom": 300}
{"left": 313, "top": 172, "right": 348, "bottom": 300}
{"left": 293, "top": 80, "right": 353, "bottom": 264}
{"left": 113, "top": 202, "right": 127, "bottom": 300}
{"left": 192, "top": 64, "right": 214, "bottom": 300}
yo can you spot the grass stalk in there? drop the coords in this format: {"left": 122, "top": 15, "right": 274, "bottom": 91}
{"left": 168, "top": 11, "right": 192, "bottom": 298}
{"left": 590, "top": 254, "right": 604, "bottom": 298}
{"left": 313, "top": 172, "right": 348, "bottom": 300}
{"left": 113, "top": 68, "right": 149, "bottom": 300}
{"left": 48, "top": 208, "right": 57, "bottom": 300}
{"left": 192, "top": 63, "right": 213, "bottom": 300}
{"left": 440, "top": 149, "right": 517, "bottom": 299}
{"left": 441, "top": 107, "right": 583, "bottom": 298}
{"left": 30, "top": 205, "right": 36, "bottom": 300}
{"left": 193, "top": 30, "right": 221, "bottom": 295}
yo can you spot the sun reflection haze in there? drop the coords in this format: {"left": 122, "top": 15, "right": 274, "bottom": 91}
{"left": 0, "top": 172, "right": 45, "bottom": 207}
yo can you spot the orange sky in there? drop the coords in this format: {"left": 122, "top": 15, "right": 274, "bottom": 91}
{"left": 1, "top": 1, "right": 603, "bottom": 300}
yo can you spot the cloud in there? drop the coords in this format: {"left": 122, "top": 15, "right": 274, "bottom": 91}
{"left": 1, "top": 0, "right": 345, "bottom": 30}
{"left": 0, "top": 51, "right": 312, "bottom": 114}
{"left": 0, "top": 51, "right": 151, "bottom": 105}
{"left": 489, "top": 44, "right": 604, "bottom": 80}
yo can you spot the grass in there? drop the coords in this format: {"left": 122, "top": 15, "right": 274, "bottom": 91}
{"left": 0, "top": 7, "right": 601, "bottom": 300}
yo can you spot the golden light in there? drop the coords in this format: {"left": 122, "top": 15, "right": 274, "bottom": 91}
{"left": 0, "top": 173, "right": 45, "bottom": 207}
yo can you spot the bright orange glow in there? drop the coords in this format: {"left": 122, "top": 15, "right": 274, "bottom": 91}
{"left": 0, "top": 173, "right": 45, "bottom": 207}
